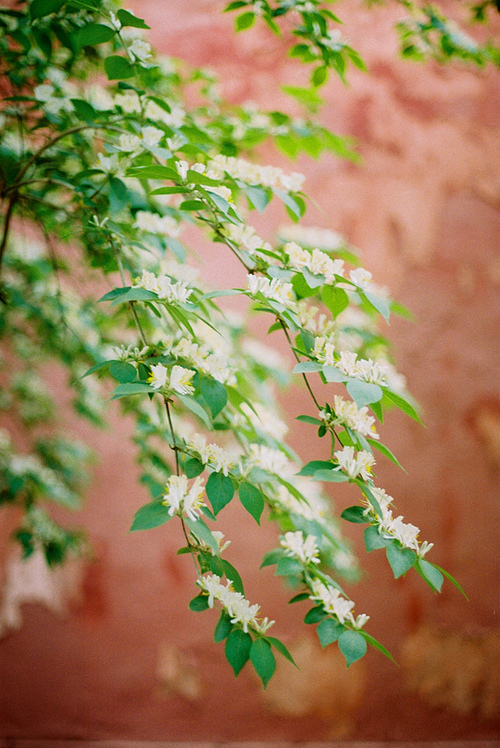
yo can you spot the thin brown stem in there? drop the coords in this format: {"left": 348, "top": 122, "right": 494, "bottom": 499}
{"left": 164, "top": 397, "right": 180, "bottom": 476}
{"left": 0, "top": 194, "right": 17, "bottom": 273}
{"left": 279, "top": 319, "right": 322, "bottom": 410}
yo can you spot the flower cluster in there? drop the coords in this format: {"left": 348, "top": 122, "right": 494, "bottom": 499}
{"left": 134, "top": 270, "right": 192, "bottom": 303}
{"left": 246, "top": 274, "right": 295, "bottom": 307}
{"left": 285, "top": 241, "right": 345, "bottom": 283}
{"left": 336, "top": 351, "right": 389, "bottom": 385}
{"left": 169, "top": 337, "right": 235, "bottom": 385}
{"left": 246, "top": 444, "right": 291, "bottom": 475}
{"left": 278, "top": 224, "right": 344, "bottom": 252}
{"left": 363, "top": 486, "right": 434, "bottom": 557}
{"left": 310, "top": 579, "right": 369, "bottom": 629}
{"left": 147, "top": 363, "right": 195, "bottom": 394}
{"left": 197, "top": 574, "right": 274, "bottom": 633}
{"left": 187, "top": 434, "right": 234, "bottom": 476}
{"left": 334, "top": 446, "right": 375, "bottom": 480}
{"left": 209, "top": 154, "right": 305, "bottom": 193}
{"left": 280, "top": 531, "right": 320, "bottom": 565}
{"left": 322, "top": 395, "right": 379, "bottom": 439}
{"left": 162, "top": 474, "right": 205, "bottom": 521}
{"left": 133, "top": 211, "right": 181, "bottom": 237}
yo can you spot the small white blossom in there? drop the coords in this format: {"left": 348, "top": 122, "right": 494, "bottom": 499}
{"left": 334, "top": 446, "right": 375, "bottom": 481}
{"left": 147, "top": 363, "right": 195, "bottom": 394}
{"left": 281, "top": 531, "right": 320, "bottom": 565}
{"left": 246, "top": 274, "right": 295, "bottom": 308}
{"left": 114, "top": 91, "right": 141, "bottom": 113}
{"left": 332, "top": 395, "right": 379, "bottom": 439}
{"left": 162, "top": 474, "right": 205, "bottom": 521}
{"left": 197, "top": 574, "right": 273, "bottom": 634}
{"left": 128, "top": 38, "right": 152, "bottom": 63}
{"left": 141, "top": 125, "right": 164, "bottom": 148}
{"left": 310, "top": 580, "right": 355, "bottom": 624}
{"left": 246, "top": 444, "right": 290, "bottom": 475}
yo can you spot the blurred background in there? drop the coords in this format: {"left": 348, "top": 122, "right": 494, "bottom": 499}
{"left": 0, "top": 0, "right": 499, "bottom": 742}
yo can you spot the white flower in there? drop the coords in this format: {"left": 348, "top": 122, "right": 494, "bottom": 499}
{"left": 133, "top": 212, "right": 180, "bottom": 238}
{"left": 208, "top": 154, "right": 304, "bottom": 193}
{"left": 334, "top": 446, "right": 375, "bottom": 481}
{"left": 279, "top": 225, "right": 344, "bottom": 252}
{"left": 246, "top": 444, "right": 290, "bottom": 475}
{"left": 128, "top": 38, "right": 152, "bottom": 63}
{"left": 118, "top": 132, "right": 141, "bottom": 152}
{"left": 162, "top": 474, "right": 205, "bottom": 521}
{"left": 147, "top": 363, "right": 195, "bottom": 394}
{"left": 197, "top": 574, "right": 273, "bottom": 634}
{"left": 96, "top": 152, "right": 119, "bottom": 174}
{"left": 141, "top": 125, "right": 164, "bottom": 148}
{"left": 187, "top": 434, "right": 234, "bottom": 476}
{"left": 281, "top": 531, "right": 320, "bottom": 565}
{"left": 332, "top": 395, "right": 379, "bottom": 439}
{"left": 207, "top": 185, "right": 233, "bottom": 202}
{"left": 211, "top": 531, "right": 231, "bottom": 555}
{"left": 387, "top": 515, "right": 420, "bottom": 551}
{"left": 114, "top": 91, "right": 141, "bottom": 113}
{"left": 176, "top": 160, "right": 189, "bottom": 180}
{"left": 336, "top": 351, "right": 388, "bottom": 386}
{"left": 246, "top": 274, "right": 295, "bottom": 308}
{"left": 310, "top": 580, "right": 355, "bottom": 624}
{"left": 169, "top": 365, "right": 196, "bottom": 394}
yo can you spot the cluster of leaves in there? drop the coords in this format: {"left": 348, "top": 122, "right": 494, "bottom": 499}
{"left": 0, "top": 0, "right": 471, "bottom": 684}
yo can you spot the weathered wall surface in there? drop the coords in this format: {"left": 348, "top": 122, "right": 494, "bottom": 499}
{"left": 1, "top": 0, "right": 499, "bottom": 742}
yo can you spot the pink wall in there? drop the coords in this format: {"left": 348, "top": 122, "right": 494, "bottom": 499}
{"left": 1, "top": 1, "right": 499, "bottom": 741}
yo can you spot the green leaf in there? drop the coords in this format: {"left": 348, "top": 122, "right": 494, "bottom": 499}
{"left": 109, "top": 361, "right": 137, "bottom": 383}
{"left": 222, "top": 559, "right": 244, "bottom": 594}
{"left": 431, "top": 564, "right": 468, "bottom": 599}
{"left": 322, "top": 365, "right": 348, "bottom": 383}
{"left": 299, "top": 461, "right": 335, "bottom": 477}
{"left": 179, "top": 200, "right": 206, "bottom": 212}
{"left": 296, "top": 415, "right": 322, "bottom": 425}
{"left": 104, "top": 55, "right": 135, "bottom": 80}
{"left": 225, "top": 629, "right": 252, "bottom": 676}
{"left": 189, "top": 594, "right": 209, "bottom": 611}
{"left": 117, "top": 9, "right": 150, "bottom": 28}
{"left": 275, "top": 557, "right": 303, "bottom": 577}
{"left": 260, "top": 548, "right": 285, "bottom": 568}
{"left": 235, "top": 11, "right": 255, "bottom": 31}
{"left": 185, "top": 516, "right": 218, "bottom": 554}
{"left": 110, "top": 382, "right": 155, "bottom": 399}
{"left": 214, "top": 611, "right": 233, "bottom": 642}
{"left": 293, "top": 361, "right": 322, "bottom": 374}
{"left": 184, "top": 457, "right": 205, "bottom": 478}
{"left": 386, "top": 544, "right": 417, "bottom": 578}
{"left": 302, "top": 267, "right": 324, "bottom": 289}
{"left": 206, "top": 472, "right": 234, "bottom": 515}
{"left": 288, "top": 592, "right": 309, "bottom": 604}
{"left": 321, "top": 285, "right": 349, "bottom": 318}
{"left": 362, "top": 291, "right": 390, "bottom": 324}
{"left": 346, "top": 379, "right": 383, "bottom": 408}
{"left": 384, "top": 389, "right": 423, "bottom": 424}
{"left": 317, "top": 618, "right": 344, "bottom": 647}
{"left": 71, "top": 99, "right": 97, "bottom": 123}
{"left": 131, "top": 165, "right": 180, "bottom": 181}
{"left": 109, "top": 287, "right": 157, "bottom": 305}
{"left": 130, "top": 501, "right": 170, "bottom": 532}
{"left": 77, "top": 23, "right": 115, "bottom": 48}
{"left": 30, "top": 0, "right": 64, "bottom": 19}
{"left": 364, "top": 525, "right": 392, "bottom": 552}
{"left": 341, "top": 505, "right": 368, "bottom": 523}
{"left": 266, "top": 637, "right": 297, "bottom": 667}
{"left": 246, "top": 185, "right": 270, "bottom": 213}
{"left": 239, "top": 482, "right": 264, "bottom": 525}
{"left": 367, "top": 438, "right": 405, "bottom": 471}
{"left": 250, "top": 638, "right": 276, "bottom": 688}
{"left": 311, "top": 65, "right": 328, "bottom": 88}
{"left": 360, "top": 631, "right": 396, "bottom": 663}
{"left": 176, "top": 395, "right": 211, "bottom": 430}
{"left": 338, "top": 629, "right": 367, "bottom": 667}
{"left": 313, "top": 469, "right": 348, "bottom": 482}
{"left": 200, "top": 377, "right": 227, "bottom": 418}
{"left": 109, "top": 176, "right": 128, "bottom": 214}
{"left": 282, "top": 85, "right": 322, "bottom": 111}
{"left": 417, "top": 559, "right": 444, "bottom": 592}
{"left": 304, "top": 605, "right": 327, "bottom": 624}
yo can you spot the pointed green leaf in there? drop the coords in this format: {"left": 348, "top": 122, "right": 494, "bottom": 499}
{"left": 130, "top": 501, "right": 170, "bottom": 532}
{"left": 225, "top": 629, "right": 252, "bottom": 676}
{"left": 304, "top": 605, "right": 327, "bottom": 624}
{"left": 184, "top": 516, "right": 219, "bottom": 554}
{"left": 417, "top": 559, "right": 444, "bottom": 592}
{"left": 364, "top": 525, "right": 392, "bottom": 552}
{"left": 206, "top": 471, "right": 234, "bottom": 515}
{"left": 189, "top": 594, "right": 209, "bottom": 611}
{"left": 313, "top": 469, "right": 348, "bottom": 482}
{"left": 239, "top": 482, "right": 264, "bottom": 525}
{"left": 111, "top": 382, "right": 155, "bottom": 399}
{"left": 200, "top": 377, "right": 227, "bottom": 418}
{"left": 298, "top": 460, "right": 334, "bottom": 477}
{"left": 260, "top": 548, "right": 285, "bottom": 568}
{"left": 341, "top": 505, "right": 368, "bottom": 523}
{"left": 317, "top": 618, "right": 344, "bottom": 647}
{"left": 338, "top": 629, "right": 367, "bottom": 667}
{"left": 384, "top": 389, "right": 423, "bottom": 424}
{"left": 346, "top": 379, "right": 383, "bottom": 408}
{"left": 221, "top": 559, "right": 244, "bottom": 594}
{"left": 214, "top": 611, "right": 233, "bottom": 642}
{"left": 77, "top": 23, "right": 115, "bottom": 48}
{"left": 117, "top": 9, "right": 150, "bottom": 28}
{"left": 184, "top": 457, "right": 205, "bottom": 478}
{"left": 109, "top": 361, "right": 137, "bottom": 383}
{"left": 386, "top": 544, "right": 417, "bottom": 578}
{"left": 293, "top": 361, "right": 322, "bottom": 374}
{"left": 321, "top": 285, "right": 349, "bottom": 318}
{"left": 104, "top": 55, "right": 135, "bottom": 80}
{"left": 275, "top": 557, "right": 303, "bottom": 577}
{"left": 250, "top": 638, "right": 276, "bottom": 688}
{"left": 266, "top": 637, "right": 297, "bottom": 667}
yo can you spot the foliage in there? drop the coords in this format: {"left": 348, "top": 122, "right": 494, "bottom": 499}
{"left": 0, "top": 0, "right": 478, "bottom": 685}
